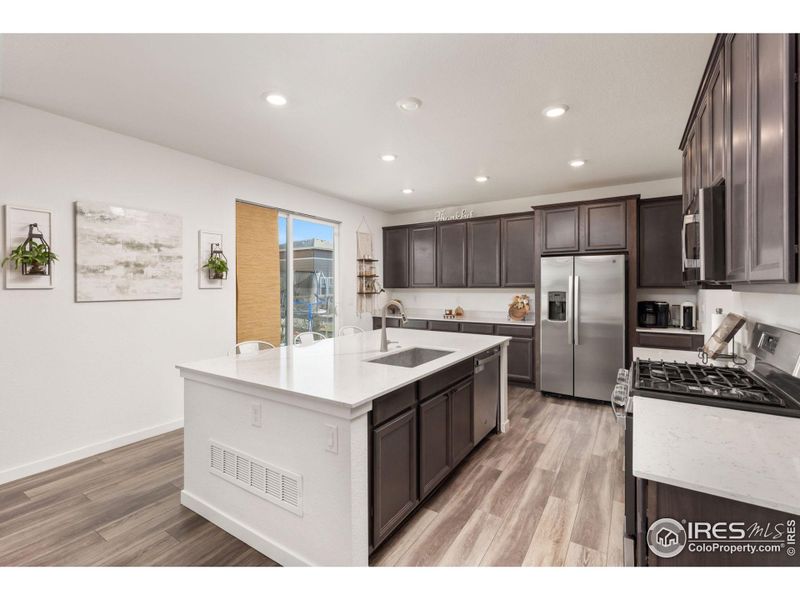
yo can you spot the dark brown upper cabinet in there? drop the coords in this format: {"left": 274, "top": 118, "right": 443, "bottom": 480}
{"left": 501, "top": 214, "right": 536, "bottom": 287}
{"left": 638, "top": 196, "right": 683, "bottom": 288}
{"left": 580, "top": 200, "right": 627, "bottom": 252}
{"left": 382, "top": 226, "right": 409, "bottom": 288}
{"left": 682, "top": 34, "right": 797, "bottom": 286}
{"left": 437, "top": 221, "right": 467, "bottom": 287}
{"left": 409, "top": 225, "right": 437, "bottom": 287}
{"left": 540, "top": 206, "right": 580, "bottom": 254}
{"left": 467, "top": 218, "right": 501, "bottom": 287}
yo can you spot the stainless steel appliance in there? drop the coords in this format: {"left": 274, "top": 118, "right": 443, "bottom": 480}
{"left": 682, "top": 183, "right": 726, "bottom": 284}
{"left": 637, "top": 301, "right": 670, "bottom": 328}
{"left": 680, "top": 301, "right": 696, "bottom": 330}
{"left": 540, "top": 254, "right": 626, "bottom": 402}
{"left": 473, "top": 346, "right": 500, "bottom": 443}
{"left": 611, "top": 321, "right": 800, "bottom": 566}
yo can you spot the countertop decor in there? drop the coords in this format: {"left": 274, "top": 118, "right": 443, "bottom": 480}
{"left": 508, "top": 294, "right": 530, "bottom": 321}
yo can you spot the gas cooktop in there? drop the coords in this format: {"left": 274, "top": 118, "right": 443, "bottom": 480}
{"left": 633, "top": 359, "right": 800, "bottom": 418}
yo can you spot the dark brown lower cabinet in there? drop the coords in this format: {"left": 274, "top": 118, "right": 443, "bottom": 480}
{"left": 419, "top": 393, "right": 452, "bottom": 499}
{"left": 638, "top": 479, "right": 800, "bottom": 566}
{"left": 507, "top": 337, "right": 534, "bottom": 384}
{"left": 450, "top": 379, "right": 474, "bottom": 464}
{"left": 371, "top": 408, "right": 418, "bottom": 548}
{"left": 635, "top": 331, "right": 705, "bottom": 351}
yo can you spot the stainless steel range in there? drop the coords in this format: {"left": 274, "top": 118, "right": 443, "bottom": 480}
{"left": 613, "top": 321, "right": 800, "bottom": 566}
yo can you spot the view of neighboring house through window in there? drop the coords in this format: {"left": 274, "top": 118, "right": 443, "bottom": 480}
{"left": 279, "top": 214, "right": 337, "bottom": 344}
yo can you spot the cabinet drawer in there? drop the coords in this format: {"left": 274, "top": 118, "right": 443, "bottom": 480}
{"left": 418, "top": 359, "right": 473, "bottom": 400}
{"left": 636, "top": 332, "right": 705, "bottom": 351}
{"left": 429, "top": 320, "right": 460, "bottom": 332}
{"left": 494, "top": 324, "right": 534, "bottom": 338}
{"left": 460, "top": 322, "right": 495, "bottom": 335}
{"left": 403, "top": 319, "right": 429, "bottom": 330}
{"left": 372, "top": 384, "right": 418, "bottom": 427}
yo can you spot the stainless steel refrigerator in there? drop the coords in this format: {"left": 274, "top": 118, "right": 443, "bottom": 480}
{"left": 539, "top": 254, "right": 626, "bottom": 402}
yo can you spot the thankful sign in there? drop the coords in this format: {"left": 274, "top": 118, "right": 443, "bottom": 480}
{"left": 434, "top": 208, "right": 475, "bottom": 222}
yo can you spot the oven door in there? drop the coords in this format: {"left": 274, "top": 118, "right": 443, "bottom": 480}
{"left": 682, "top": 212, "right": 701, "bottom": 284}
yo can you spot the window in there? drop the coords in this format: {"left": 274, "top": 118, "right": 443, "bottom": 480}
{"left": 279, "top": 213, "right": 338, "bottom": 345}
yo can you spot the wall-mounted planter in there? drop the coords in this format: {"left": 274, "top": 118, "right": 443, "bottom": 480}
{"left": 198, "top": 230, "right": 226, "bottom": 289}
{"left": 3, "top": 206, "right": 55, "bottom": 289}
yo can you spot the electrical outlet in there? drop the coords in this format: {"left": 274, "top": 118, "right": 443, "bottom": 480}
{"left": 325, "top": 424, "right": 338, "bottom": 454}
{"left": 250, "top": 402, "right": 262, "bottom": 428}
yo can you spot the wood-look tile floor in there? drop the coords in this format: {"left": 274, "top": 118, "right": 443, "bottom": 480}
{"left": 370, "top": 386, "right": 625, "bottom": 567}
{"left": 0, "top": 386, "right": 623, "bottom": 567}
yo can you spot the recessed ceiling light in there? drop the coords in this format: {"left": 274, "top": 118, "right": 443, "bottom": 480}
{"left": 474, "top": 175, "right": 490, "bottom": 183}
{"left": 543, "top": 104, "right": 569, "bottom": 118}
{"left": 263, "top": 93, "right": 288, "bottom": 107}
{"left": 397, "top": 97, "right": 422, "bottom": 112}
{"left": 380, "top": 154, "right": 397, "bottom": 162}
{"left": 402, "top": 188, "right": 415, "bottom": 195}
{"left": 569, "top": 159, "right": 586, "bottom": 168}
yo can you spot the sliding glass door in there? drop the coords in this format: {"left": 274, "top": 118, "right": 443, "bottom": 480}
{"left": 279, "top": 213, "right": 338, "bottom": 345}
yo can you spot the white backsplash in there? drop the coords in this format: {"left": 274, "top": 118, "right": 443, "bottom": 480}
{"left": 384, "top": 288, "right": 535, "bottom": 320}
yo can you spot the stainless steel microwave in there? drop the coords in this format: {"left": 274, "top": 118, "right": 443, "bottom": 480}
{"left": 682, "top": 183, "right": 726, "bottom": 285}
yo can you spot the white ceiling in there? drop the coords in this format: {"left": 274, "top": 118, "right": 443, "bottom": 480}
{"left": 0, "top": 34, "right": 714, "bottom": 212}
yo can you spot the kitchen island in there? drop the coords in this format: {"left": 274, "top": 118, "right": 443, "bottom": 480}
{"left": 176, "top": 329, "right": 509, "bottom": 566}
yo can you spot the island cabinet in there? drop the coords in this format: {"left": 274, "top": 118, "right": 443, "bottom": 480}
{"left": 681, "top": 33, "right": 798, "bottom": 285}
{"left": 638, "top": 196, "right": 684, "bottom": 288}
{"left": 370, "top": 358, "right": 489, "bottom": 550}
{"left": 538, "top": 198, "right": 630, "bottom": 255}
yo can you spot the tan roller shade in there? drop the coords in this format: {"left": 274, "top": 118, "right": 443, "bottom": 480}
{"left": 236, "top": 202, "right": 281, "bottom": 345}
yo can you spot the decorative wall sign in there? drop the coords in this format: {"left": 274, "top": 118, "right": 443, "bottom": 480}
{"left": 198, "top": 230, "right": 224, "bottom": 289}
{"left": 434, "top": 208, "right": 475, "bottom": 222}
{"left": 75, "top": 201, "right": 182, "bottom": 302}
{"left": 3, "top": 205, "right": 55, "bottom": 290}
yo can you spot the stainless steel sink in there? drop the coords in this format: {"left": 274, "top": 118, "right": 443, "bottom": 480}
{"left": 366, "top": 347, "right": 454, "bottom": 368}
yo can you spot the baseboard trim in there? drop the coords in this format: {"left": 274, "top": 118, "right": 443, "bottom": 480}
{"left": 0, "top": 419, "right": 184, "bottom": 486}
{"left": 180, "top": 490, "right": 312, "bottom": 567}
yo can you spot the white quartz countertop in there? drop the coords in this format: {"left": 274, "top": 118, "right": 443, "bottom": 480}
{"left": 633, "top": 395, "right": 800, "bottom": 515}
{"left": 177, "top": 329, "right": 509, "bottom": 409}
{"left": 377, "top": 309, "right": 534, "bottom": 326}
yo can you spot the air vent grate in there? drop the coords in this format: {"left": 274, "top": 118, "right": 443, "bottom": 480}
{"left": 208, "top": 440, "right": 303, "bottom": 516}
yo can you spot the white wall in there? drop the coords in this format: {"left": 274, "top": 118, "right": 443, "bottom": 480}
{"left": 385, "top": 177, "right": 683, "bottom": 225}
{"left": 0, "top": 100, "right": 387, "bottom": 483}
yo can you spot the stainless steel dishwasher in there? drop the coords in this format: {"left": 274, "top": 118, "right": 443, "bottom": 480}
{"left": 473, "top": 346, "right": 501, "bottom": 443}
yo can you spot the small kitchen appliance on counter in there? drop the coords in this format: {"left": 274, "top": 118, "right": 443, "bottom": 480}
{"left": 680, "top": 301, "right": 696, "bottom": 330}
{"left": 637, "top": 301, "right": 670, "bottom": 328}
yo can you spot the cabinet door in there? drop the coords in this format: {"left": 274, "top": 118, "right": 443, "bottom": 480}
{"left": 580, "top": 200, "right": 627, "bottom": 252}
{"left": 725, "top": 33, "right": 751, "bottom": 282}
{"left": 419, "top": 393, "right": 452, "bottom": 499}
{"left": 450, "top": 379, "right": 474, "bottom": 465}
{"left": 637, "top": 196, "right": 683, "bottom": 287}
{"left": 467, "top": 218, "right": 501, "bottom": 287}
{"left": 540, "top": 206, "right": 580, "bottom": 254}
{"left": 372, "top": 408, "right": 418, "bottom": 547}
{"left": 501, "top": 214, "right": 536, "bottom": 287}
{"left": 409, "top": 225, "right": 437, "bottom": 287}
{"left": 749, "top": 34, "right": 795, "bottom": 282}
{"left": 437, "top": 221, "right": 467, "bottom": 287}
{"left": 682, "top": 148, "right": 691, "bottom": 213}
{"left": 709, "top": 48, "right": 726, "bottom": 184}
{"left": 507, "top": 337, "right": 534, "bottom": 384}
{"left": 698, "top": 99, "right": 711, "bottom": 187}
{"left": 383, "top": 227, "right": 409, "bottom": 288}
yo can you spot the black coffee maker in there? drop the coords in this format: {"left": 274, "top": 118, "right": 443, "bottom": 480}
{"left": 637, "top": 301, "right": 670, "bottom": 328}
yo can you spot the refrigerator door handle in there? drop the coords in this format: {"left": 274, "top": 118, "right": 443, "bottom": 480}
{"left": 574, "top": 275, "right": 580, "bottom": 345}
{"left": 566, "top": 275, "right": 574, "bottom": 345}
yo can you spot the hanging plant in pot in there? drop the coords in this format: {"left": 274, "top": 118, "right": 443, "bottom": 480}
{"left": 203, "top": 254, "right": 229, "bottom": 280}
{"left": 1, "top": 224, "right": 59, "bottom": 276}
